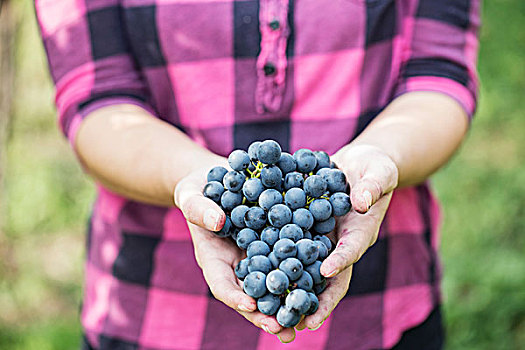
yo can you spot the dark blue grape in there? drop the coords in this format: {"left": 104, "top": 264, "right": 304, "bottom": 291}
{"left": 228, "top": 150, "right": 251, "bottom": 171}
{"left": 214, "top": 216, "right": 233, "bottom": 237}
{"left": 303, "top": 231, "right": 313, "bottom": 240}
{"left": 313, "top": 216, "right": 336, "bottom": 234}
{"left": 315, "top": 241, "right": 328, "bottom": 259}
{"left": 314, "top": 151, "right": 331, "bottom": 170}
{"left": 309, "top": 198, "right": 333, "bottom": 221}
{"left": 223, "top": 171, "right": 246, "bottom": 192}
{"left": 279, "top": 257, "right": 303, "bottom": 281}
{"left": 314, "top": 235, "right": 332, "bottom": 251}
{"left": 284, "top": 188, "right": 307, "bottom": 210}
{"left": 276, "top": 306, "right": 301, "bottom": 328}
{"left": 325, "top": 169, "right": 347, "bottom": 193}
{"left": 292, "top": 208, "right": 314, "bottom": 231}
{"left": 244, "top": 207, "right": 267, "bottom": 230}
{"left": 243, "top": 271, "right": 267, "bottom": 298}
{"left": 286, "top": 289, "right": 311, "bottom": 315}
{"left": 257, "top": 294, "right": 281, "bottom": 316}
{"left": 220, "top": 190, "right": 243, "bottom": 211}
{"left": 207, "top": 166, "right": 228, "bottom": 183}
{"left": 316, "top": 167, "right": 332, "bottom": 179}
{"left": 330, "top": 161, "right": 338, "bottom": 169}
{"left": 236, "top": 228, "right": 259, "bottom": 250}
{"left": 277, "top": 152, "right": 297, "bottom": 174}
{"left": 203, "top": 181, "right": 224, "bottom": 203}
{"left": 261, "top": 165, "right": 282, "bottom": 188}
{"left": 247, "top": 241, "right": 271, "bottom": 258}
{"left": 330, "top": 192, "right": 351, "bottom": 216}
{"left": 257, "top": 140, "right": 282, "bottom": 164}
{"left": 305, "top": 293, "right": 319, "bottom": 315}
{"left": 305, "top": 260, "right": 323, "bottom": 284}
{"left": 268, "top": 251, "right": 281, "bottom": 269}
{"left": 235, "top": 258, "right": 250, "bottom": 280}
{"left": 261, "top": 227, "right": 280, "bottom": 247}
{"left": 243, "top": 178, "right": 264, "bottom": 202}
{"left": 279, "top": 224, "right": 304, "bottom": 242}
{"left": 258, "top": 189, "right": 283, "bottom": 210}
{"left": 273, "top": 238, "right": 297, "bottom": 260}
{"left": 248, "top": 141, "right": 262, "bottom": 161}
{"left": 293, "top": 149, "right": 317, "bottom": 173}
{"left": 296, "top": 239, "right": 319, "bottom": 265}
{"left": 293, "top": 271, "right": 313, "bottom": 291}
{"left": 313, "top": 279, "right": 327, "bottom": 294}
{"left": 266, "top": 270, "right": 289, "bottom": 295}
{"left": 231, "top": 205, "right": 250, "bottom": 228}
{"left": 284, "top": 172, "right": 304, "bottom": 191}
{"left": 248, "top": 255, "right": 272, "bottom": 274}
{"left": 304, "top": 175, "right": 327, "bottom": 198}
{"left": 268, "top": 204, "right": 292, "bottom": 228}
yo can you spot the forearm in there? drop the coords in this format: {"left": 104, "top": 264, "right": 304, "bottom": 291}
{"left": 341, "top": 91, "right": 469, "bottom": 188}
{"left": 75, "top": 103, "right": 224, "bottom": 206}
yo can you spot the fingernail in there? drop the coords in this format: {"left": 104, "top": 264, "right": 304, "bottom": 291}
{"left": 262, "top": 324, "right": 272, "bottom": 334}
{"left": 238, "top": 304, "right": 252, "bottom": 312}
{"left": 324, "top": 268, "right": 338, "bottom": 278}
{"left": 310, "top": 321, "right": 324, "bottom": 331}
{"left": 363, "top": 190, "right": 372, "bottom": 209}
{"left": 203, "top": 209, "right": 221, "bottom": 231}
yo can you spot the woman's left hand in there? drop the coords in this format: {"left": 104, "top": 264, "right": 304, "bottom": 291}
{"left": 296, "top": 144, "right": 399, "bottom": 331}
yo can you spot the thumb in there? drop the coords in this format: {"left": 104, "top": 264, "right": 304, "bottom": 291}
{"left": 174, "top": 176, "right": 225, "bottom": 231}
{"left": 351, "top": 177, "right": 384, "bottom": 214}
{"left": 347, "top": 153, "right": 398, "bottom": 214}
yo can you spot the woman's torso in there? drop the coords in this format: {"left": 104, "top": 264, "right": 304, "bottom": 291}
{"left": 80, "top": 1, "right": 442, "bottom": 348}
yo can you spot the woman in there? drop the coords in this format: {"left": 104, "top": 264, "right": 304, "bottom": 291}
{"left": 36, "top": 0, "right": 480, "bottom": 349}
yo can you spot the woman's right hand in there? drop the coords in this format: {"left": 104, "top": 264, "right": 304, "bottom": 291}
{"left": 174, "top": 164, "right": 297, "bottom": 342}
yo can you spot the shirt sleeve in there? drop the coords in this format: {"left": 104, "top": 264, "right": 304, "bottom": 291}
{"left": 35, "top": 0, "right": 154, "bottom": 148}
{"left": 394, "top": 0, "right": 481, "bottom": 119}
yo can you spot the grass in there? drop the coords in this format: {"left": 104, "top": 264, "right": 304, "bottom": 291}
{"left": 1, "top": 0, "right": 524, "bottom": 349}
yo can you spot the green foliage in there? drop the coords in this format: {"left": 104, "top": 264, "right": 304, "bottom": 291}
{"left": 433, "top": 1, "right": 525, "bottom": 349}
{"left": 1, "top": 0, "right": 524, "bottom": 348}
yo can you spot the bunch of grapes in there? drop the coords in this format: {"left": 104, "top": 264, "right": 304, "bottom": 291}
{"left": 203, "top": 140, "right": 351, "bottom": 328}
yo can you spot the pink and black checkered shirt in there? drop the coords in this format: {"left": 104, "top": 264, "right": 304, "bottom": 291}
{"left": 36, "top": 0, "right": 479, "bottom": 349}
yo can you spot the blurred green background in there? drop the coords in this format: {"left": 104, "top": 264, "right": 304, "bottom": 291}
{"left": 0, "top": 1, "right": 524, "bottom": 349}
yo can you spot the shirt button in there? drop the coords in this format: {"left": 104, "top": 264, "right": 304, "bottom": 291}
{"left": 269, "top": 20, "right": 280, "bottom": 30}
{"left": 263, "top": 63, "right": 276, "bottom": 76}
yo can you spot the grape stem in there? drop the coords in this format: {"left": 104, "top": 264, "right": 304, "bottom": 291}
{"left": 248, "top": 161, "right": 265, "bottom": 178}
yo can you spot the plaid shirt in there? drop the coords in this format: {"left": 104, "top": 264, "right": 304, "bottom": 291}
{"left": 36, "top": 0, "right": 479, "bottom": 349}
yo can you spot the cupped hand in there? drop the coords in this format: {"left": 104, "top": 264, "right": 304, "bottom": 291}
{"left": 296, "top": 144, "right": 399, "bottom": 331}
{"left": 174, "top": 164, "right": 296, "bottom": 342}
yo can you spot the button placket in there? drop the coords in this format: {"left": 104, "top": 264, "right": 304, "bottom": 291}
{"left": 255, "top": 0, "right": 290, "bottom": 114}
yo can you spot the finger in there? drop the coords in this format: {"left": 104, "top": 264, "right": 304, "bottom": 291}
{"left": 200, "top": 256, "right": 257, "bottom": 313}
{"left": 238, "top": 310, "right": 284, "bottom": 335}
{"left": 304, "top": 267, "right": 352, "bottom": 330}
{"left": 350, "top": 161, "right": 398, "bottom": 214}
{"left": 350, "top": 176, "right": 382, "bottom": 214}
{"left": 174, "top": 177, "right": 225, "bottom": 231}
{"left": 293, "top": 315, "right": 306, "bottom": 331}
{"left": 334, "top": 146, "right": 398, "bottom": 214}
{"left": 321, "top": 194, "right": 391, "bottom": 276}
{"left": 277, "top": 327, "right": 296, "bottom": 343}
{"left": 320, "top": 228, "right": 368, "bottom": 278}
{"left": 295, "top": 318, "right": 307, "bottom": 331}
